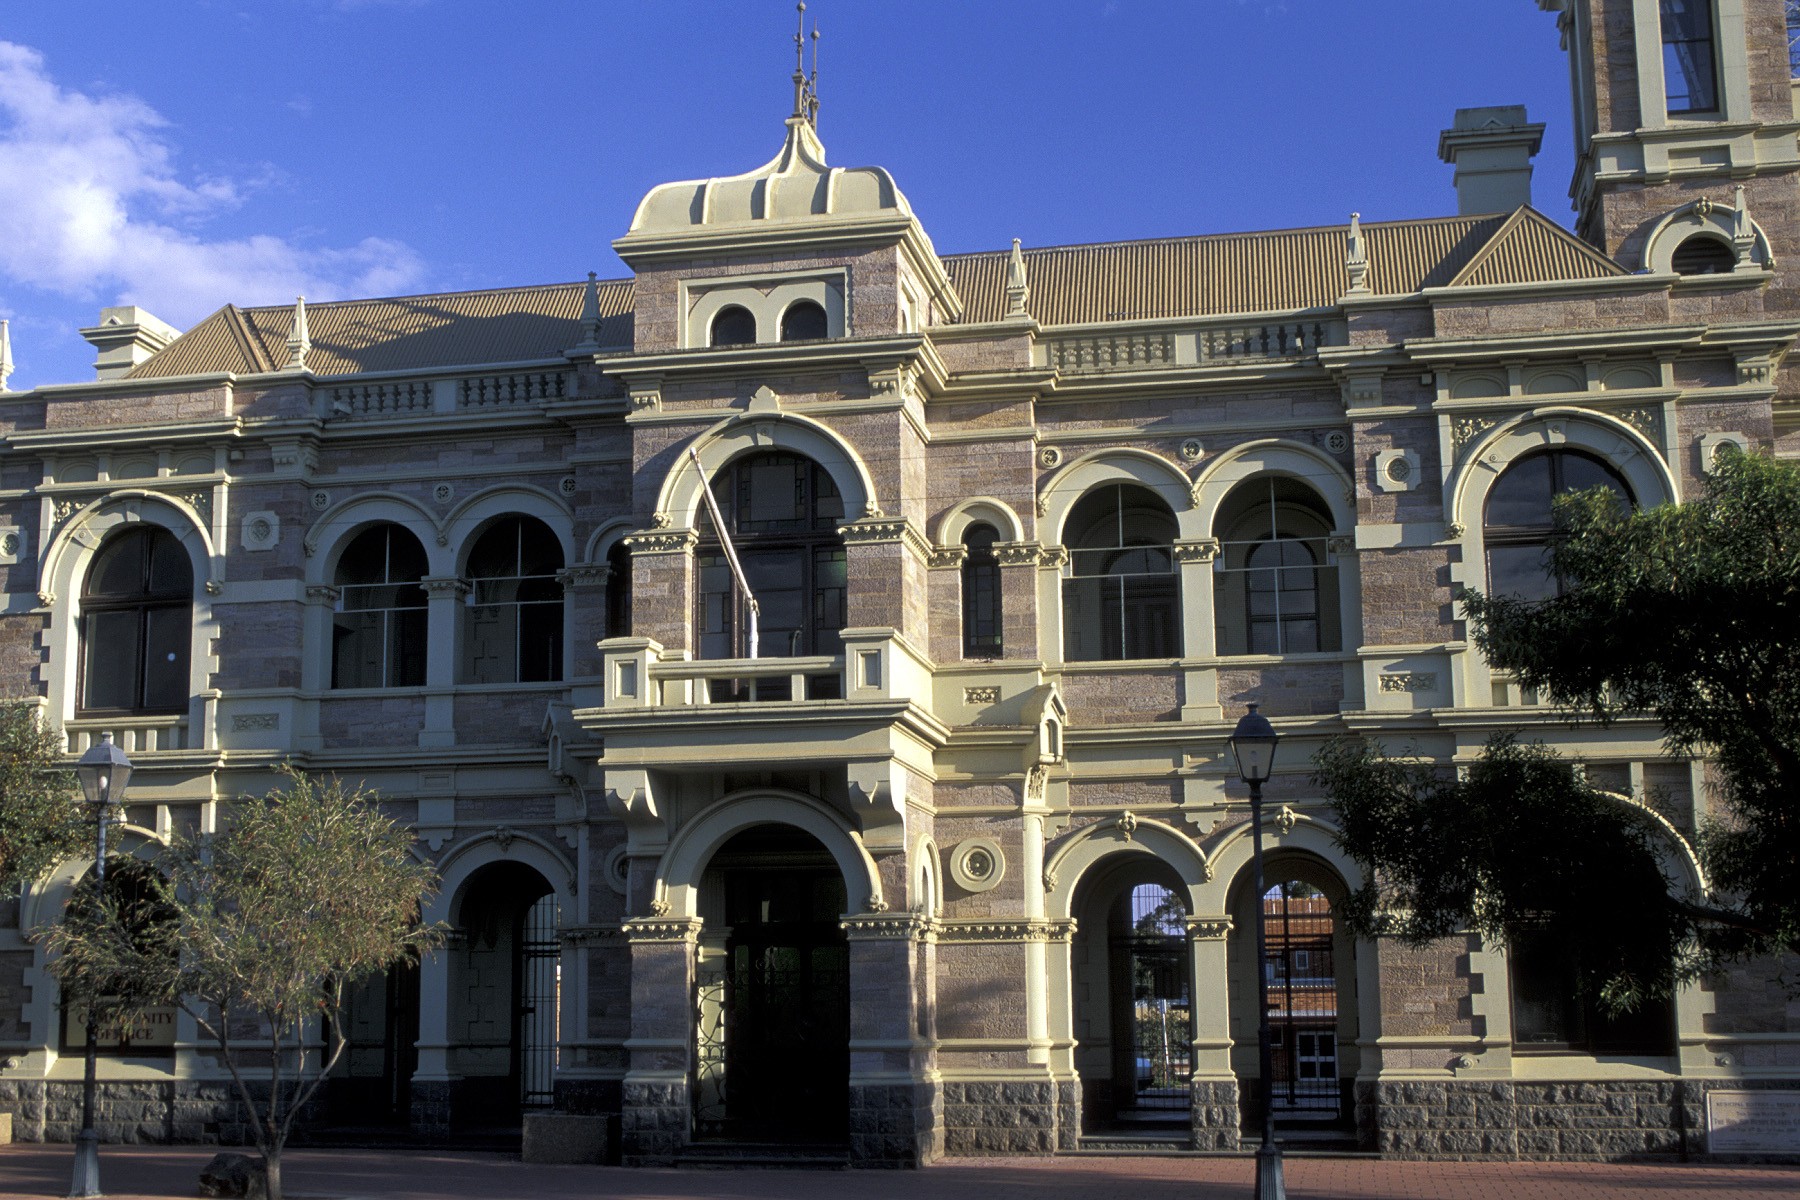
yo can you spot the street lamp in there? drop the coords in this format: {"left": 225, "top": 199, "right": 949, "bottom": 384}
{"left": 69, "top": 733, "right": 132, "bottom": 1199}
{"left": 1228, "top": 703, "right": 1284, "bottom": 1200}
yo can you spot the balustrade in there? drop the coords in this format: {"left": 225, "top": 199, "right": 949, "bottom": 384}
{"left": 459, "top": 371, "right": 569, "bottom": 408}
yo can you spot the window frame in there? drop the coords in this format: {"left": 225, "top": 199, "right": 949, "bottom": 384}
{"left": 960, "top": 524, "right": 1003, "bottom": 659}
{"left": 331, "top": 523, "right": 430, "bottom": 690}
{"left": 1060, "top": 483, "right": 1182, "bottom": 663}
{"left": 1506, "top": 925, "right": 1676, "bottom": 1056}
{"left": 710, "top": 305, "right": 757, "bottom": 347}
{"left": 460, "top": 516, "right": 565, "bottom": 685}
{"left": 77, "top": 526, "right": 193, "bottom": 716}
{"left": 1482, "top": 450, "right": 1634, "bottom": 603}
{"left": 1659, "top": 0, "right": 1721, "bottom": 116}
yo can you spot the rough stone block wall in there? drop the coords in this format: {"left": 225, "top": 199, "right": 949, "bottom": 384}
{"left": 939, "top": 1080, "right": 1062, "bottom": 1154}
{"left": 619, "top": 1079, "right": 687, "bottom": 1165}
{"left": 1190, "top": 1078, "right": 1240, "bottom": 1150}
{"left": 452, "top": 690, "right": 545, "bottom": 744}
{"left": 848, "top": 1081, "right": 940, "bottom": 1166}
{"left": 1217, "top": 662, "right": 1342, "bottom": 717}
{"left": 316, "top": 696, "right": 426, "bottom": 748}
{"left": 1061, "top": 670, "right": 1180, "bottom": 724}
{"left": 1357, "top": 547, "right": 1455, "bottom": 646}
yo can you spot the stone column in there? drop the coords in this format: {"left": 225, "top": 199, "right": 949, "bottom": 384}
{"left": 842, "top": 914, "right": 938, "bottom": 1166}
{"left": 557, "top": 564, "right": 609, "bottom": 709}
{"left": 410, "top": 931, "right": 464, "bottom": 1138}
{"left": 619, "top": 916, "right": 699, "bottom": 1165}
{"left": 418, "top": 576, "right": 467, "bottom": 749}
{"left": 1187, "top": 915, "right": 1240, "bottom": 1150}
{"left": 296, "top": 585, "right": 338, "bottom": 751}
{"left": 622, "top": 530, "right": 695, "bottom": 655}
{"left": 995, "top": 541, "right": 1043, "bottom": 660}
{"left": 1175, "top": 539, "right": 1223, "bottom": 722}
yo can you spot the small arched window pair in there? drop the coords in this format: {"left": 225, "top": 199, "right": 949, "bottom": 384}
{"left": 709, "top": 300, "right": 829, "bottom": 347}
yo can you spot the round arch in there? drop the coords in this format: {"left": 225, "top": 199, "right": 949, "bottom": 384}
{"left": 655, "top": 790, "right": 882, "bottom": 919}
{"left": 1040, "top": 449, "right": 1198, "bottom": 544}
{"left": 1043, "top": 815, "right": 1214, "bottom": 922}
{"left": 1448, "top": 407, "right": 1677, "bottom": 537}
{"left": 935, "top": 496, "right": 1027, "bottom": 546}
{"left": 20, "top": 822, "right": 169, "bottom": 933}
{"left": 583, "top": 517, "right": 639, "bottom": 566}
{"left": 912, "top": 835, "right": 943, "bottom": 918}
{"left": 428, "top": 829, "right": 576, "bottom": 928}
{"left": 652, "top": 414, "right": 876, "bottom": 532}
{"left": 1641, "top": 197, "right": 1774, "bottom": 276}
{"left": 443, "top": 486, "right": 575, "bottom": 573}
{"left": 1199, "top": 811, "right": 1365, "bottom": 914}
{"left": 39, "top": 493, "right": 218, "bottom": 727}
{"left": 1592, "top": 790, "right": 1708, "bottom": 900}
{"left": 1190, "top": 439, "right": 1357, "bottom": 536}
{"left": 304, "top": 492, "right": 448, "bottom": 582}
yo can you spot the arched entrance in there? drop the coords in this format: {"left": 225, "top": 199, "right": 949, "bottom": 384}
{"left": 1071, "top": 856, "right": 1193, "bottom": 1133}
{"left": 1227, "top": 855, "right": 1357, "bottom": 1132}
{"left": 447, "top": 861, "right": 558, "bottom": 1131}
{"left": 327, "top": 958, "right": 420, "bottom": 1129}
{"left": 692, "top": 825, "right": 850, "bottom": 1144}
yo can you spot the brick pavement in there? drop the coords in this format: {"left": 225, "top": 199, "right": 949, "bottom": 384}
{"left": 1, "top": 1145, "right": 1798, "bottom": 1200}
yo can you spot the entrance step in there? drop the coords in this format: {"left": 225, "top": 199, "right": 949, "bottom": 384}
{"left": 676, "top": 1141, "right": 849, "bottom": 1170}
{"left": 1076, "top": 1133, "right": 1193, "bottom": 1154}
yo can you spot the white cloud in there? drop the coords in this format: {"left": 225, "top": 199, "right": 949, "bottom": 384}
{"left": 0, "top": 41, "right": 423, "bottom": 326}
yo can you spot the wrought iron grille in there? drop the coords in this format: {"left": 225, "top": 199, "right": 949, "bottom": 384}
{"left": 1264, "top": 887, "right": 1340, "bottom": 1115}
{"left": 1123, "top": 884, "right": 1192, "bottom": 1112}
{"left": 517, "top": 893, "right": 560, "bottom": 1110}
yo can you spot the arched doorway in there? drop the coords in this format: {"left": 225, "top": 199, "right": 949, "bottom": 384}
{"left": 1228, "top": 857, "right": 1357, "bottom": 1133}
{"left": 693, "top": 825, "right": 849, "bottom": 1145}
{"left": 448, "top": 862, "right": 558, "bottom": 1131}
{"left": 1071, "top": 857, "right": 1193, "bottom": 1134}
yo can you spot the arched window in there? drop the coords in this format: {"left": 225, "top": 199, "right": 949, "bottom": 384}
{"left": 779, "top": 300, "right": 828, "bottom": 342}
{"left": 1484, "top": 450, "right": 1632, "bottom": 602}
{"left": 332, "top": 524, "right": 428, "bottom": 689}
{"left": 1214, "top": 477, "right": 1339, "bottom": 656}
{"left": 463, "top": 516, "right": 564, "bottom": 683}
{"left": 605, "top": 540, "right": 632, "bottom": 640}
{"left": 961, "top": 524, "right": 1003, "bottom": 658}
{"left": 80, "top": 526, "right": 192, "bottom": 713}
{"left": 1670, "top": 234, "right": 1735, "bottom": 275}
{"left": 60, "top": 857, "right": 179, "bottom": 1056}
{"left": 696, "top": 451, "right": 847, "bottom": 664}
{"left": 1061, "top": 484, "right": 1179, "bottom": 661}
{"left": 710, "top": 306, "right": 756, "bottom": 347}
{"left": 1659, "top": 0, "right": 1718, "bottom": 115}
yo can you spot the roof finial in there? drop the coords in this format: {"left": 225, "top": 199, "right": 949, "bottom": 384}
{"left": 1732, "top": 184, "right": 1756, "bottom": 268}
{"left": 1345, "top": 212, "right": 1370, "bottom": 295}
{"left": 1005, "top": 238, "right": 1032, "bottom": 319}
{"left": 0, "top": 320, "right": 14, "bottom": 392}
{"left": 285, "top": 296, "right": 311, "bottom": 370}
{"left": 792, "top": 3, "right": 820, "bottom": 128}
{"left": 571, "top": 271, "right": 603, "bottom": 354}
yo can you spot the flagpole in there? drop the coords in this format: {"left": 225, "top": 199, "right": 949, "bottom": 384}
{"left": 689, "top": 445, "right": 760, "bottom": 658}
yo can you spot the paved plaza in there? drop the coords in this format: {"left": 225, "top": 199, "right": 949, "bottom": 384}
{"left": 2, "top": 1145, "right": 1798, "bottom": 1200}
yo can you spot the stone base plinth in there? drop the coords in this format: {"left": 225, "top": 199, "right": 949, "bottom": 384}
{"left": 522, "top": 1112, "right": 617, "bottom": 1164}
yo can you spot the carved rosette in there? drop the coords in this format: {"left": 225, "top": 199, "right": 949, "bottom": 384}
{"left": 1450, "top": 414, "right": 1501, "bottom": 458}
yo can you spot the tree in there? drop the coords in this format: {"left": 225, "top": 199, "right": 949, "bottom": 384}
{"left": 0, "top": 705, "right": 85, "bottom": 900}
{"left": 1318, "top": 451, "right": 1800, "bottom": 1009}
{"left": 44, "top": 767, "right": 442, "bottom": 1200}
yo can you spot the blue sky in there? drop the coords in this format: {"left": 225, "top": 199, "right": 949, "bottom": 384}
{"left": 0, "top": 1, "right": 1576, "bottom": 390}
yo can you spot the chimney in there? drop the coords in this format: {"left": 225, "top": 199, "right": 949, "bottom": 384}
{"left": 1437, "top": 105, "right": 1545, "bottom": 216}
{"left": 79, "top": 306, "right": 181, "bottom": 380}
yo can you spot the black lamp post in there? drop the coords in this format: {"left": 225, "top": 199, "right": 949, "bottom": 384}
{"left": 1227, "top": 703, "right": 1284, "bottom": 1200}
{"left": 69, "top": 733, "right": 132, "bottom": 1199}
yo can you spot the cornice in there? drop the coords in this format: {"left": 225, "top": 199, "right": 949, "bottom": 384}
{"left": 935, "top": 918, "right": 1077, "bottom": 943}
{"left": 6, "top": 418, "right": 244, "bottom": 454}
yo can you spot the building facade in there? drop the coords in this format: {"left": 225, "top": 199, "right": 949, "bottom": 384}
{"left": 1, "top": 0, "right": 1798, "bottom": 1164}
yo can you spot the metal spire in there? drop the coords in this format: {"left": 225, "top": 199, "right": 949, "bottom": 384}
{"left": 792, "top": 3, "right": 820, "bottom": 128}
{"left": 285, "top": 296, "right": 311, "bottom": 370}
{"left": 0, "top": 320, "right": 13, "bottom": 392}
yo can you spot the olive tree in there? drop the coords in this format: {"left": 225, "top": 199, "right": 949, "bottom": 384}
{"left": 0, "top": 705, "right": 84, "bottom": 900}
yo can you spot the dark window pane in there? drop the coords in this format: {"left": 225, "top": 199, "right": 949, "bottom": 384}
{"left": 390, "top": 609, "right": 428, "bottom": 687}
{"left": 1671, "top": 235, "right": 1736, "bottom": 275}
{"left": 147, "top": 534, "right": 192, "bottom": 594}
{"left": 141, "top": 606, "right": 189, "bottom": 710}
{"left": 780, "top": 300, "right": 828, "bottom": 341}
{"left": 1484, "top": 455, "right": 1554, "bottom": 529}
{"left": 962, "top": 524, "right": 1002, "bottom": 657}
{"left": 333, "top": 612, "right": 385, "bottom": 689}
{"left": 711, "top": 306, "right": 756, "bottom": 346}
{"left": 518, "top": 601, "right": 562, "bottom": 682}
{"left": 83, "top": 611, "right": 141, "bottom": 710}
{"left": 87, "top": 532, "right": 148, "bottom": 598}
{"left": 1487, "top": 544, "right": 1558, "bottom": 602}
{"left": 335, "top": 526, "right": 393, "bottom": 586}
{"left": 605, "top": 543, "right": 632, "bottom": 640}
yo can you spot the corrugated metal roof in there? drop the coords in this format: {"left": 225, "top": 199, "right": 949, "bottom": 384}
{"left": 943, "top": 209, "right": 1618, "bottom": 325}
{"left": 1447, "top": 208, "right": 1625, "bottom": 288}
{"left": 123, "top": 208, "right": 1623, "bottom": 380}
{"left": 128, "top": 280, "right": 634, "bottom": 379}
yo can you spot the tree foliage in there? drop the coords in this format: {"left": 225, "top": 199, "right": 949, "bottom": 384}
{"left": 43, "top": 767, "right": 442, "bottom": 1200}
{"left": 0, "top": 705, "right": 85, "bottom": 900}
{"left": 1320, "top": 452, "right": 1800, "bottom": 1008}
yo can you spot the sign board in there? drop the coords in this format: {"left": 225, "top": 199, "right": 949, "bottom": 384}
{"left": 1706, "top": 1090, "right": 1800, "bottom": 1155}
{"left": 63, "top": 1005, "right": 178, "bottom": 1052}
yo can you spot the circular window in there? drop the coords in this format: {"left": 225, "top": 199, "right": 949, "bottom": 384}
{"left": 603, "top": 844, "right": 630, "bottom": 896}
{"left": 949, "top": 837, "right": 1006, "bottom": 893}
